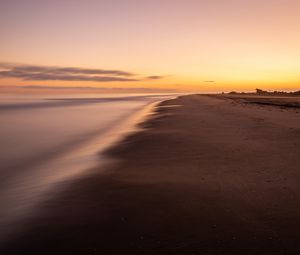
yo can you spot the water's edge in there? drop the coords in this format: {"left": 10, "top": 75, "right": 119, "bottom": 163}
{"left": 0, "top": 98, "right": 166, "bottom": 243}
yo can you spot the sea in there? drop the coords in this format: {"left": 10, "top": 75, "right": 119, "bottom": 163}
{"left": 0, "top": 93, "right": 176, "bottom": 241}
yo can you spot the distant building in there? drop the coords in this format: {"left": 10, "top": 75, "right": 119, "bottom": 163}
{"left": 256, "top": 88, "right": 268, "bottom": 94}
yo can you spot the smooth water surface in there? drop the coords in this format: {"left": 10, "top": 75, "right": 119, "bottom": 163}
{"left": 0, "top": 93, "right": 175, "bottom": 240}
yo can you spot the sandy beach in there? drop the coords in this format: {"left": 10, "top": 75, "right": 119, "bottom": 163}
{"left": 1, "top": 94, "right": 300, "bottom": 254}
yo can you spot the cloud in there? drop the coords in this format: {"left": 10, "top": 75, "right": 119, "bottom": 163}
{"left": 19, "top": 85, "right": 109, "bottom": 90}
{"left": 0, "top": 63, "right": 165, "bottom": 83}
{"left": 146, "top": 75, "right": 165, "bottom": 80}
{"left": 0, "top": 85, "right": 178, "bottom": 93}
{"left": 203, "top": 80, "right": 216, "bottom": 83}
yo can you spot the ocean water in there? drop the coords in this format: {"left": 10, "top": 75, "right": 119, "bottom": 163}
{"left": 0, "top": 93, "right": 175, "bottom": 240}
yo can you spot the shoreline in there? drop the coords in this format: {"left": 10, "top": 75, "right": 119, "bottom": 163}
{"left": 1, "top": 94, "right": 300, "bottom": 254}
{"left": 0, "top": 97, "right": 169, "bottom": 245}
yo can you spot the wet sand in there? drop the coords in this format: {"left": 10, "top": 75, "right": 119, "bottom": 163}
{"left": 1, "top": 94, "right": 300, "bottom": 254}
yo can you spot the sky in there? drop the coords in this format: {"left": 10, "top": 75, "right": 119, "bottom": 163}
{"left": 1, "top": 0, "right": 300, "bottom": 93}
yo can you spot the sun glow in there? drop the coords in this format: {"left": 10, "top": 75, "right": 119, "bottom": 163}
{"left": 1, "top": 0, "right": 299, "bottom": 93}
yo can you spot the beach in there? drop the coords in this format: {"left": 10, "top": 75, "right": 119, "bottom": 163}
{"left": 1, "top": 94, "right": 300, "bottom": 254}
{"left": 0, "top": 94, "right": 172, "bottom": 244}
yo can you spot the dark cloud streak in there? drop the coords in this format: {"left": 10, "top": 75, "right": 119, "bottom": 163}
{"left": 6, "top": 85, "right": 177, "bottom": 92}
{"left": 146, "top": 75, "right": 165, "bottom": 80}
{"left": 0, "top": 63, "right": 164, "bottom": 83}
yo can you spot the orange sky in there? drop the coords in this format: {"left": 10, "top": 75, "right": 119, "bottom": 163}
{"left": 1, "top": 0, "right": 300, "bottom": 92}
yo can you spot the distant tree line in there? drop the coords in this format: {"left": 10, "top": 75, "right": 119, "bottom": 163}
{"left": 227, "top": 89, "right": 300, "bottom": 96}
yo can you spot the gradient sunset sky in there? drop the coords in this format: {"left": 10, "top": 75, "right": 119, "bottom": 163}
{"left": 1, "top": 0, "right": 300, "bottom": 92}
